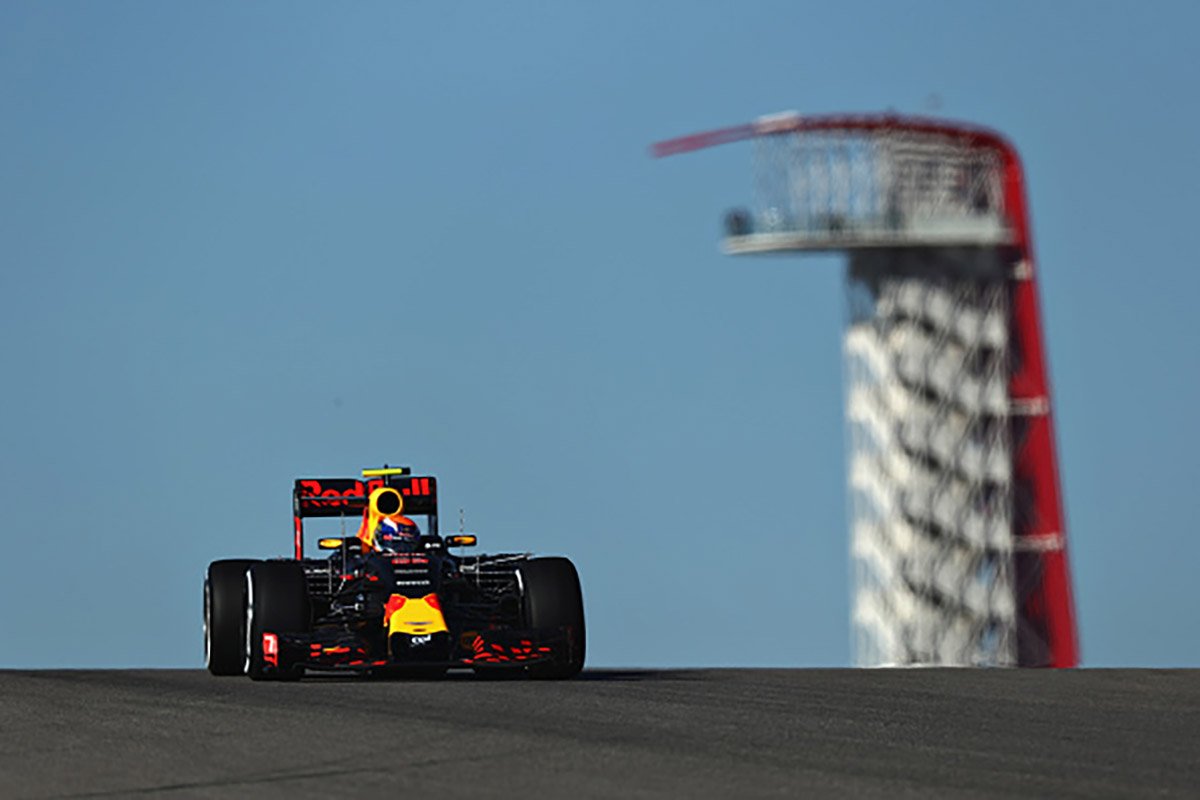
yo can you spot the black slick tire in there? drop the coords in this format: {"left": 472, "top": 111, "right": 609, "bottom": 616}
{"left": 205, "top": 559, "right": 256, "bottom": 676}
{"left": 520, "top": 557, "right": 586, "bottom": 679}
{"left": 245, "top": 561, "right": 310, "bottom": 681}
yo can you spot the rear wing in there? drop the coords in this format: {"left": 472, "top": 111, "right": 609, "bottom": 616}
{"left": 291, "top": 475, "right": 439, "bottom": 558}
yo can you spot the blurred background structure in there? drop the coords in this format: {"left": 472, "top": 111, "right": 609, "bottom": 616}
{"left": 656, "top": 114, "right": 1078, "bottom": 667}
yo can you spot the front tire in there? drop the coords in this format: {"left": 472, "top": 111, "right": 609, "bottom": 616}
{"left": 205, "top": 560, "right": 256, "bottom": 676}
{"left": 520, "top": 557, "right": 586, "bottom": 679}
{"left": 245, "top": 562, "right": 310, "bottom": 681}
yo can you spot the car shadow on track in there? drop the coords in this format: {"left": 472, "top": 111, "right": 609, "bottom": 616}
{"left": 300, "top": 668, "right": 700, "bottom": 683}
{"left": 576, "top": 669, "right": 701, "bottom": 682}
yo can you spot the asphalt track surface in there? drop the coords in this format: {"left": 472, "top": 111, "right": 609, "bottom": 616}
{"left": 0, "top": 669, "right": 1197, "bottom": 798}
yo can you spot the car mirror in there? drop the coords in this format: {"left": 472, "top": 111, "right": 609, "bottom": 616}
{"left": 318, "top": 537, "right": 362, "bottom": 551}
{"left": 446, "top": 535, "right": 477, "bottom": 547}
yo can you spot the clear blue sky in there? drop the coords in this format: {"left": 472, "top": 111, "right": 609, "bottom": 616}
{"left": 2, "top": 2, "right": 1198, "bottom": 668}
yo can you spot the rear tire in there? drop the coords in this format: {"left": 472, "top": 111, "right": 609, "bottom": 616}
{"left": 205, "top": 560, "right": 256, "bottom": 676}
{"left": 245, "top": 562, "right": 310, "bottom": 681}
{"left": 520, "top": 557, "right": 586, "bottom": 679}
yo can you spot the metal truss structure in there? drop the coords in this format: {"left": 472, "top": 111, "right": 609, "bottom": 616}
{"left": 655, "top": 113, "right": 1078, "bottom": 667}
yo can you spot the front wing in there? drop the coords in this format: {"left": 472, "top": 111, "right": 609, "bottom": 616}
{"left": 260, "top": 626, "right": 572, "bottom": 675}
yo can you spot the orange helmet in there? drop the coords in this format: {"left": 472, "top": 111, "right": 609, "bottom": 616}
{"left": 357, "top": 487, "right": 417, "bottom": 550}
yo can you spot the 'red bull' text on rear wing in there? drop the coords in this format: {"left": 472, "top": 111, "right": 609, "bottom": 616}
{"left": 291, "top": 468, "right": 439, "bottom": 558}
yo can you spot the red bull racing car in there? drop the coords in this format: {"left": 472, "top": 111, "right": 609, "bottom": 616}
{"left": 203, "top": 466, "right": 585, "bottom": 681}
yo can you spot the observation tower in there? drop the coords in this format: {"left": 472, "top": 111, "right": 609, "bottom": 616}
{"left": 655, "top": 113, "right": 1078, "bottom": 667}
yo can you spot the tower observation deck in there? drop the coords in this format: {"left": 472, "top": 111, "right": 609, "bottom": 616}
{"left": 655, "top": 113, "right": 1078, "bottom": 667}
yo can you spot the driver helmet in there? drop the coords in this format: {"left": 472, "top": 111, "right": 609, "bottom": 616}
{"left": 375, "top": 515, "right": 421, "bottom": 553}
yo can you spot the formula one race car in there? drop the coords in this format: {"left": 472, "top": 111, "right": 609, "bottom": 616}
{"left": 204, "top": 466, "right": 585, "bottom": 681}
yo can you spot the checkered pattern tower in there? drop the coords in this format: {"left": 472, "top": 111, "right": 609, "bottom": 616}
{"left": 655, "top": 113, "right": 1078, "bottom": 667}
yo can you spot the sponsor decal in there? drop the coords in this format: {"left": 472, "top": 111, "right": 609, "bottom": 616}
{"left": 298, "top": 478, "right": 436, "bottom": 510}
{"left": 263, "top": 633, "right": 279, "bottom": 668}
